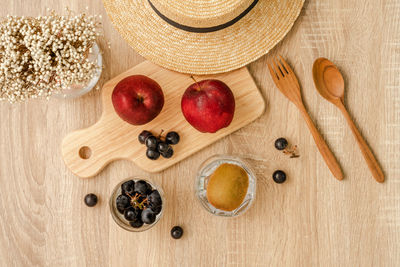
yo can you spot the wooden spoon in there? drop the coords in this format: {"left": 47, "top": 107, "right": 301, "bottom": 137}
{"left": 268, "top": 56, "right": 343, "bottom": 181}
{"left": 312, "top": 58, "right": 384, "bottom": 183}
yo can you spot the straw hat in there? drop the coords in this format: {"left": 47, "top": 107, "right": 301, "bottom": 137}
{"left": 103, "top": 0, "right": 304, "bottom": 74}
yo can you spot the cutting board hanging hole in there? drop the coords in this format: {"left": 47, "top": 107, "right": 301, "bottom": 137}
{"left": 79, "top": 146, "right": 92, "bottom": 160}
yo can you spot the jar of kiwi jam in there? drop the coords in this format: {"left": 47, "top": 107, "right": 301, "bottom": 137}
{"left": 195, "top": 155, "right": 256, "bottom": 217}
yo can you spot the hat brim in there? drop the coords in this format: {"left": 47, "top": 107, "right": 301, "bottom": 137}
{"left": 103, "top": 0, "right": 304, "bottom": 74}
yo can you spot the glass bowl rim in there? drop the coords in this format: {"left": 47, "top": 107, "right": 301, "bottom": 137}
{"left": 53, "top": 41, "right": 102, "bottom": 99}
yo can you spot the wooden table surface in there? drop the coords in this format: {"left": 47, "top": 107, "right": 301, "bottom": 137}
{"left": 0, "top": 0, "right": 399, "bottom": 266}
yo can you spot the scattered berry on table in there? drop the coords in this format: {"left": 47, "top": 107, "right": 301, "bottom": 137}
{"left": 274, "top": 138, "right": 288, "bottom": 150}
{"left": 84, "top": 193, "right": 98, "bottom": 207}
{"left": 171, "top": 226, "right": 183, "bottom": 239}
{"left": 273, "top": 170, "right": 287, "bottom": 184}
{"left": 166, "top": 131, "right": 180, "bottom": 145}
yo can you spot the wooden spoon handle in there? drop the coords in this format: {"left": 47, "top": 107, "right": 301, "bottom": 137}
{"left": 299, "top": 106, "right": 344, "bottom": 180}
{"left": 337, "top": 102, "right": 384, "bottom": 183}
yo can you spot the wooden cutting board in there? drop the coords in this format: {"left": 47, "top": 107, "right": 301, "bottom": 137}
{"left": 62, "top": 61, "right": 265, "bottom": 178}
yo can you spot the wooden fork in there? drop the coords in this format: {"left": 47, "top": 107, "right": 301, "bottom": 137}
{"left": 268, "top": 56, "right": 344, "bottom": 181}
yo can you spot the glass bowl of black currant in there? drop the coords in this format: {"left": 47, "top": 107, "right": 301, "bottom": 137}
{"left": 109, "top": 178, "right": 164, "bottom": 232}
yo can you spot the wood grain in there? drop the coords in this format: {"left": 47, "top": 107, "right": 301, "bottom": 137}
{"left": 0, "top": 0, "right": 399, "bottom": 266}
{"left": 62, "top": 61, "right": 265, "bottom": 178}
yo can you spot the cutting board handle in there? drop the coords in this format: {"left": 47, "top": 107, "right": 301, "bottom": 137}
{"left": 61, "top": 71, "right": 140, "bottom": 178}
{"left": 61, "top": 115, "right": 114, "bottom": 178}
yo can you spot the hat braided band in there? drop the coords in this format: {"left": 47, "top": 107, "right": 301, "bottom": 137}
{"left": 147, "top": 0, "right": 259, "bottom": 33}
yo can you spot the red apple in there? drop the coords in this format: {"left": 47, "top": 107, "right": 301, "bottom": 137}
{"left": 181, "top": 79, "right": 235, "bottom": 133}
{"left": 112, "top": 75, "right": 164, "bottom": 125}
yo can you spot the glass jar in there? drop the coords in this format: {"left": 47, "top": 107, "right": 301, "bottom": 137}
{"left": 109, "top": 177, "right": 165, "bottom": 232}
{"left": 195, "top": 155, "right": 256, "bottom": 217}
{"left": 54, "top": 42, "right": 102, "bottom": 98}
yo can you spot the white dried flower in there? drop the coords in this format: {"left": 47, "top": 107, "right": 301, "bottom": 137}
{"left": 0, "top": 10, "right": 102, "bottom": 103}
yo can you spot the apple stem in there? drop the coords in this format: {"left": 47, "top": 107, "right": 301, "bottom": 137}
{"left": 137, "top": 94, "right": 144, "bottom": 103}
{"left": 190, "top": 75, "right": 202, "bottom": 91}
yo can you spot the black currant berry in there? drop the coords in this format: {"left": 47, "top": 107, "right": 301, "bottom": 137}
{"left": 161, "top": 147, "right": 174, "bottom": 158}
{"left": 146, "top": 149, "right": 160, "bottom": 160}
{"left": 166, "top": 132, "right": 180, "bottom": 145}
{"left": 84, "top": 193, "right": 98, "bottom": 207}
{"left": 273, "top": 170, "right": 287, "bottom": 184}
{"left": 171, "top": 226, "right": 183, "bottom": 239}
{"left": 274, "top": 138, "right": 288, "bottom": 150}
{"left": 145, "top": 136, "right": 158, "bottom": 150}
{"left": 138, "top": 130, "right": 153, "bottom": 144}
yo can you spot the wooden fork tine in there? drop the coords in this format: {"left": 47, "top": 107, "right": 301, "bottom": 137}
{"left": 271, "top": 59, "right": 283, "bottom": 79}
{"left": 275, "top": 56, "right": 288, "bottom": 76}
{"left": 278, "top": 55, "right": 292, "bottom": 74}
{"left": 268, "top": 63, "right": 280, "bottom": 83}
